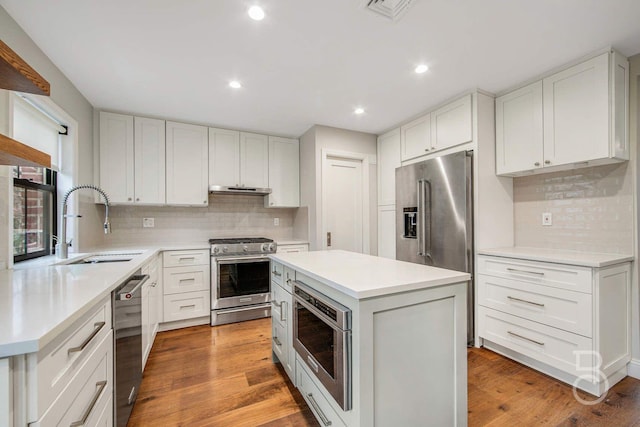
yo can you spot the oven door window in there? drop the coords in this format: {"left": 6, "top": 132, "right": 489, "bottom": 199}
{"left": 296, "top": 303, "right": 337, "bottom": 378}
{"left": 218, "top": 259, "right": 270, "bottom": 298}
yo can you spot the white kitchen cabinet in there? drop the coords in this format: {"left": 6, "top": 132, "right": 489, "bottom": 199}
{"left": 271, "top": 263, "right": 295, "bottom": 383}
{"left": 141, "top": 254, "right": 161, "bottom": 369}
{"left": 400, "top": 113, "right": 431, "bottom": 161}
{"left": 478, "top": 253, "right": 631, "bottom": 396}
{"left": 166, "top": 121, "right": 209, "bottom": 205}
{"left": 99, "top": 112, "right": 134, "bottom": 203}
{"left": 161, "top": 250, "right": 210, "bottom": 324}
{"left": 208, "top": 127, "right": 240, "bottom": 187}
{"left": 134, "top": 117, "right": 166, "bottom": 204}
{"left": 496, "top": 51, "right": 629, "bottom": 176}
{"left": 240, "top": 132, "right": 269, "bottom": 188}
{"left": 277, "top": 242, "right": 309, "bottom": 253}
{"left": 99, "top": 112, "right": 165, "bottom": 204}
{"left": 377, "top": 128, "right": 401, "bottom": 206}
{"left": 495, "top": 81, "right": 544, "bottom": 174}
{"left": 377, "top": 205, "right": 396, "bottom": 259}
{"left": 265, "top": 136, "right": 299, "bottom": 207}
{"left": 430, "top": 94, "right": 473, "bottom": 151}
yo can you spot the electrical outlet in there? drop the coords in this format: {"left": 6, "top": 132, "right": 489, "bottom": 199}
{"left": 542, "top": 212, "right": 552, "bottom": 226}
{"left": 274, "top": 217, "right": 280, "bottom": 226}
{"left": 143, "top": 217, "right": 155, "bottom": 228}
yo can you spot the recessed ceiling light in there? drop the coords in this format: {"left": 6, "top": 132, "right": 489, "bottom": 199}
{"left": 354, "top": 108, "right": 365, "bottom": 115}
{"left": 248, "top": 6, "right": 265, "bottom": 21}
{"left": 415, "top": 64, "right": 429, "bottom": 74}
{"left": 229, "top": 80, "right": 242, "bottom": 89}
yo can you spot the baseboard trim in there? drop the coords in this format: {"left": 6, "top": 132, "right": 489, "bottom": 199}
{"left": 628, "top": 358, "right": 640, "bottom": 380}
{"left": 159, "top": 316, "right": 210, "bottom": 332}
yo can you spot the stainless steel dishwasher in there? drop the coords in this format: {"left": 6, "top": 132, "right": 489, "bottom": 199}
{"left": 112, "top": 270, "right": 149, "bottom": 427}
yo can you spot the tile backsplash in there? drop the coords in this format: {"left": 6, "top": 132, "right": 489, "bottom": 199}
{"left": 98, "top": 194, "right": 297, "bottom": 247}
{"left": 513, "top": 162, "right": 633, "bottom": 254}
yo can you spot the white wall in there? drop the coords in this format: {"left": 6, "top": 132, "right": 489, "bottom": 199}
{"left": 0, "top": 6, "right": 100, "bottom": 264}
{"left": 630, "top": 54, "right": 640, "bottom": 374}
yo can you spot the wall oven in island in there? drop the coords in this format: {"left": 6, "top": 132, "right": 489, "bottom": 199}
{"left": 210, "top": 238, "right": 276, "bottom": 325}
{"left": 293, "top": 281, "right": 352, "bottom": 411}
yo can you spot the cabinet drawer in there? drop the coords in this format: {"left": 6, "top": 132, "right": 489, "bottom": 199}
{"left": 163, "top": 265, "right": 209, "bottom": 294}
{"left": 163, "top": 291, "right": 210, "bottom": 322}
{"left": 163, "top": 249, "right": 209, "bottom": 267}
{"left": 479, "top": 307, "right": 592, "bottom": 377}
{"left": 296, "top": 359, "right": 347, "bottom": 427}
{"left": 478, "top": 275, "right": 592, "bottom": 337}
{"left": 277, "top": 244, "right": 309, "bottom": 253}
{"left": 478, "top": 256, "right": 592, "bottom": 293}
{"left": 271, "top": 261, "right": 284, "bottom": 286}
{"left": 31, "top": 298, "right": 112, "bottom": 417}
{"left": 271, "top": 282, "right": 290, "bottom": 324}
{"left": 283, "top": 267, "right": 295, "bottom": 293}
{"left": 34, "top": 330, "right": 113, "bottom": 426}
{"left": 272, "top": 319, "right": 287, "bottom": 364}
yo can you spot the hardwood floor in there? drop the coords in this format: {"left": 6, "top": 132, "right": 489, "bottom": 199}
{"left": 129, "top": 319, "right": 640, "bottom": 426}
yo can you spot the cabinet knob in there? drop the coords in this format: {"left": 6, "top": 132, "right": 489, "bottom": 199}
{"left": 203, "top": 200, "right": 207, "bottom": 204}
{"left": 270, "top": 202, "right": 274, "bottom": 206}
{"left": 534, "top": 162, "right": 540, "bottom": 167}
{"left": 424, "top": 148, "right": 429, "bottom": 152}
{"left": 128, "top": 197, "right": 132, "bottom": 201}
{"left": 136, "top": 198, "right": 140, "bottom": 201}
{"left": 545, "top": 160, "right": 551, "bottom": 165}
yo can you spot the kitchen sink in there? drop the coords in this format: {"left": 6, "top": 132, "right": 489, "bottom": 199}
{"left": 58, "top": 252, "right": 143, "bottom": 265}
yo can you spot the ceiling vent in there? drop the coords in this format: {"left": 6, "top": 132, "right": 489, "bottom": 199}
{"left": 364, "top": 0, "right": 416, "bottom": 21}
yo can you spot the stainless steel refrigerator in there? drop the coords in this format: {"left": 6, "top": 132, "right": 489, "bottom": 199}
{"left": 395, "top": 150, "right": 474, "bottom": 344}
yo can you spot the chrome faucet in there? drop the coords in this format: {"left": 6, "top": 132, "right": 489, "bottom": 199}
{"left": 58, "top": 184, "right": 111, "bottom": 259}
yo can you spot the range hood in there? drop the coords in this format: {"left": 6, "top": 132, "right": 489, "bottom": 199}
{"left": 209, "top": 185, "right": 271, "bottom": 195}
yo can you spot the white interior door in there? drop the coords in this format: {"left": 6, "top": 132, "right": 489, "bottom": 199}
{"left": 323, "top": 156, "right": 364, "bottom": 252}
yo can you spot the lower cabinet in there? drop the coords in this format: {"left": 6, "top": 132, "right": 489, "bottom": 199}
{"left": 142, "top": 253, "right": 161, "bottom": 369}
{"left": 297, "top": 360, "right": 347, "bottom": 427}
{"left": 277, "top": 242, "right": 309, "bottom": 253}
{"left": 271, "top": 262, "right": 295, "bottom": 382}
{"left": 478, "top": 253, "right": 631, "bottom": 396}
{"left": 161, "top": 249, "right": 210, "bottom": 325}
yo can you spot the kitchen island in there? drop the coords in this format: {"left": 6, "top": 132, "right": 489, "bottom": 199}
{"left": 269, "top": 250, "right": 470, "bottom": 427}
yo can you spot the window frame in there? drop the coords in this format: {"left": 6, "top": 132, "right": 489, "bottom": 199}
{"left": 13, "top": 168, "right": 57, "bottom": 262}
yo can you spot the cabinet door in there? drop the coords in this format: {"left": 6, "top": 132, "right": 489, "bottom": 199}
{"left": 240, "top": 132, "right": 269, "bottom": 188}
{"left": 208, "top": 127, "right": 240, "bottom": 187}
{"left": 166, "top": 121, "right": 209, "bottom": 205}
{"left": 377, "top": 128, "right": 401, "bottom": 206}
{"left": 430, "top": 94, "right": 473, "bottom": 151}
{"left": 400, "top": 114, "right": 431, "bottom": 161}
{"left": 543, "top": 53, "right": 609, "bottom": 167}
{"left": 134, "top": 117, "right": 165, "bottom": 204}
{"left": 377, "top": 205, "right": 396, "bottom": 259}
{"left": 265, "top": 136, "right": 299, "bottom": 207}
{"left": 99, "top": 112, "right": 134, "bottom": 203}
{"left": 141, "top": 281, "right": 151, "bottom": 368}
{"left": 495, "top": 81, "right": 544, "bottom": 175}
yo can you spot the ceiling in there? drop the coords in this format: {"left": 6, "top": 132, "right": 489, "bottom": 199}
{"left": 2, "top": 0, "right": 640, "bottom": 138}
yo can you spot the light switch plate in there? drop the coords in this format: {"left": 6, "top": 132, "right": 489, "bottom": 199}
{"left": 542, "top": 212, "right": 552, "bottom": 226}
{"left": 143, "top": 217, "right": 155, "bottom": 228}
{"left": 274, "top": 217, "right": 280, "bottom": 226}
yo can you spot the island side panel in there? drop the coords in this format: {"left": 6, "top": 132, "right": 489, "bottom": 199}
{"left": 358, "top": 282, "right": 468, "bottom": 427}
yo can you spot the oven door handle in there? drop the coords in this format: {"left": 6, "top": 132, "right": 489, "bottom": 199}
{"left": 293, "top": 293, "right": 343, "bottom": 332}
{"left": 216, "top": 256, "right": 271, "bottom": 265}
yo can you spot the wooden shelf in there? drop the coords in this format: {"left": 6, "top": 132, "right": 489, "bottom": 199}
{"left": 0, "top": 39, "right": 50, "bottom": 96}
{"left": 0, "top": 133, "right": 51, "bottom": 168}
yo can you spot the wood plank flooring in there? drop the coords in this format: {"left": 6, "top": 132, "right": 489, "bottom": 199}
{"left": 129, "top": 318, "right": 640, "bottom": 426}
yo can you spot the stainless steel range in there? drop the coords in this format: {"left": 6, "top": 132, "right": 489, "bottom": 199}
{"left": 210, "top": 237, "right": 277, "bottom": 326}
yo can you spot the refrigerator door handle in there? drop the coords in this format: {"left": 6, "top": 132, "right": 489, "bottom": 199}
{"left": 417, "top": 179, "right": 431, "bottom": 259}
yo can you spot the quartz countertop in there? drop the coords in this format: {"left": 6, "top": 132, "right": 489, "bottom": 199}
{"left": 0, "top": 243, "right": 212, "bottom": 358}
{"left": 270, "top": 250, "right": 470, "bottom": 300}
{"left": 477, "top": 247, "right": 634, "bottom": 268}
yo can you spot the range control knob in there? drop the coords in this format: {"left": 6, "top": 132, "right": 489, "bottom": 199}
{"left": 222, "top": 246, "right": 228, "bottom": 253}
{"left": 243, "top": 245, "right": 249, "bottom": 252}
{"left": 212, "top": 246, "right": 220, "bottom": 254}
{"left": 261, "top": 243, "right": 268, "bottom": 252}
{"left": 268, "top": 243, "right": 276, "bottom": 252}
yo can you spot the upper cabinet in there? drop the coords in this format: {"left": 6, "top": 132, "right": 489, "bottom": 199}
{"left": 99, "top": 112, "right": 165, "bottom": 204}
{"left": 166, "top": 121, "right": 209, "bottom": 206}
{"left": 240, "top": 132, "right": 269, "bottom": 188}
{"left": 377, "top": 128, "right": 401, "bottom": 206}
{"left": 209, "top": 130, "right": 268, "bottom": 189}
{"left": 265, "top": 136, "right": 299, "bottom": 208}
{"left": 496, "top": 51, "right": 629, "bottom": 176}
{"left": 400, "top": 94, "right": 473, "bottom": 162}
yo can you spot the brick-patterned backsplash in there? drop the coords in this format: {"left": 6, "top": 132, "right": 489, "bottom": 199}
{"left": 513, "top": 162, "right": 633, "bottom": 254}
{"left": 99, "top": 194, "right": 296, "bottom": 246}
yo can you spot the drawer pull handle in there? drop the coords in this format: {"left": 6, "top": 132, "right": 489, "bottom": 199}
{"left": 273, "top": 336, "right": 282, "bottom": 346}
{"left": 178, "top": 278, "right": 196, "bottom": 283}
{"left": 272, "top": 270, "right": 282, "bottom": 277}
{"left": 69, "top": 380, "right": 107, "bottom": 426}
{"left": 178, "top": 257, "right": 196, "bottom": 262}
{"left": 507, "top": 296, "right": 545, "bottom": 307}
{"left": 68, "top": 322, "right": 106, "bottom": 355}
{"left": 307, "top": 393, "right": 332, "bottom": 426}
{"left": 271, "top": 300, "right": 287, "bottom": 322}
{"left": 508, "top": 331, "right": 545, "bottom": 346}
{"left": 179, "top": 304, "right": 196, "bottom": 310}
{"left": 506, "top": 268, "right": 544, "bottom": 276}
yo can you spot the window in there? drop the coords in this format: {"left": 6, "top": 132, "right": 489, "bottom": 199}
{"left": 13, "top": 166, "right": 57, "bottom": 262}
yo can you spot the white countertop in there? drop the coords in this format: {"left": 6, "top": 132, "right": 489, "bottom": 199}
{"left": 270, "top": 250, "right": 470, "bottom": 300}
{"left": 477, "top": 247, "right": 634, "bottom": 268}
{"left": 0, "top": 243, "right": 213, "bottom": 358}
